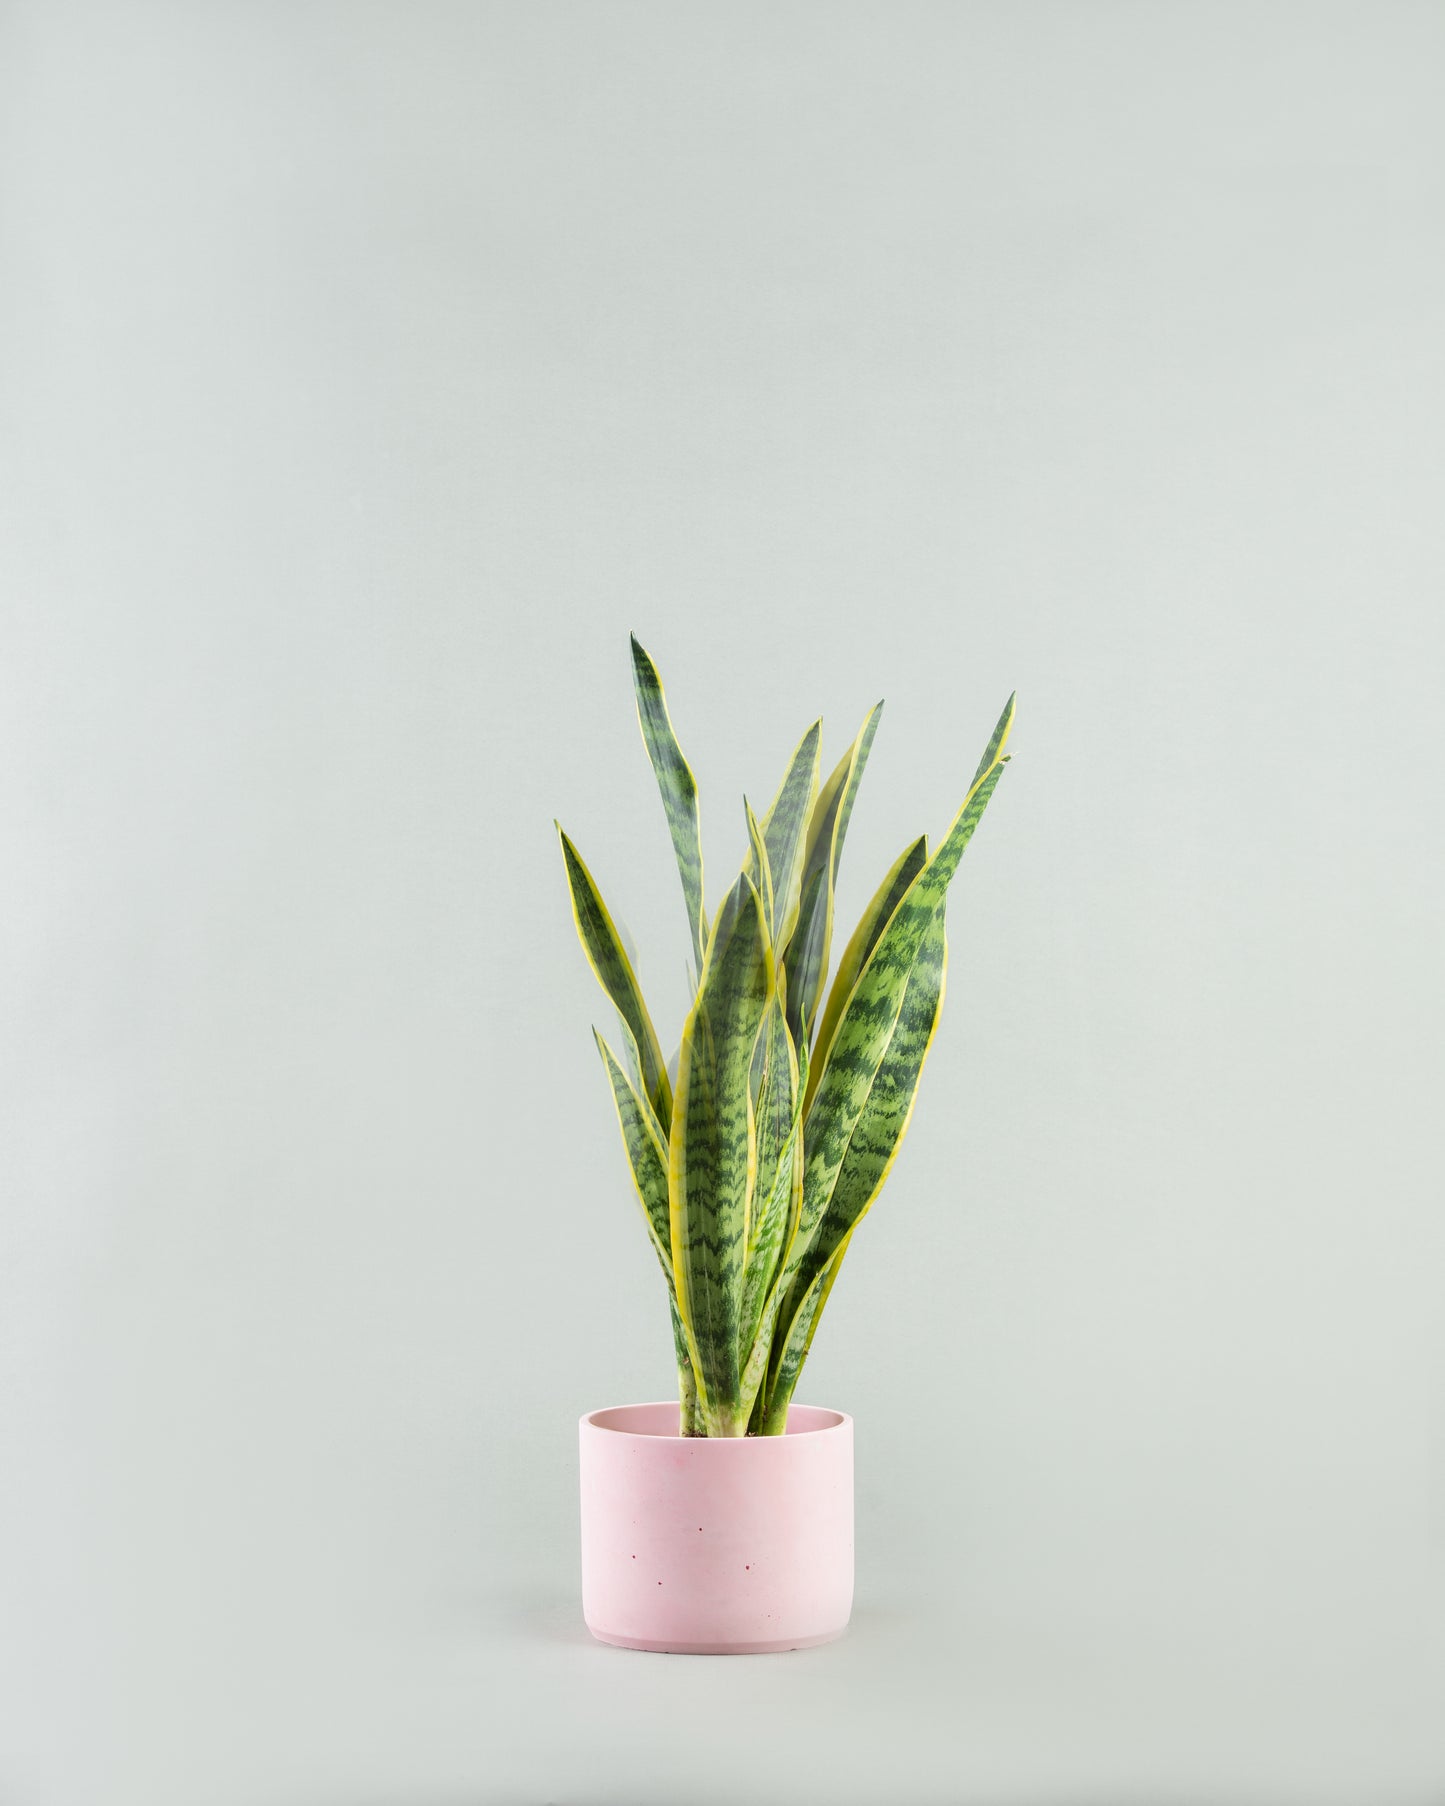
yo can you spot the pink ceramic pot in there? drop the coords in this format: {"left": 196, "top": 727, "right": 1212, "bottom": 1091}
{"left": 578, "top": 1401, "right": 853, "bottom": 1654}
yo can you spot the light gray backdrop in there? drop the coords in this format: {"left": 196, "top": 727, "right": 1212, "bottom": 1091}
{"left": 2, "top": 4, "right": 1443, "bottom": 1803}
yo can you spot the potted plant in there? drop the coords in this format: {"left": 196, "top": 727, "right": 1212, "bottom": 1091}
{"left": 559, "top": 635, "right": 1014, "bottom": 1653}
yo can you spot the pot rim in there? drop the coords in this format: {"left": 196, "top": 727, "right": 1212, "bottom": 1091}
{"left": 581, "top": 1401, "right": 851, "bottom": 1441}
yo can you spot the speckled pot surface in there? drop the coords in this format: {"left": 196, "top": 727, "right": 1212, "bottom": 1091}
{"left": 578, "top": 1401, "right": 854, "bottom": 1655}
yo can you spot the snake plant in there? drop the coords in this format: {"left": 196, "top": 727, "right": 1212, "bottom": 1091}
{"left": 558, "top": 635, "right": 1014, "bottom": 1436}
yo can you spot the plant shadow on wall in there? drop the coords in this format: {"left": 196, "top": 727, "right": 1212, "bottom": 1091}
{"left": 558, "top": 636, "right": 1015, "bottom": 1437}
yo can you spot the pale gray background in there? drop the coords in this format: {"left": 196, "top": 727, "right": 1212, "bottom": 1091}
{"left": 2, "top": 3, "right": 1443, "bottom": 1803}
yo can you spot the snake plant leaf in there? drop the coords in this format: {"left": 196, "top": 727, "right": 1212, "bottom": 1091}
{"left": 669, "top": 1293, "right": 700, "bottom": 1436}
{"left": 823, "top": 703, "right": 884, "bottom": 877}
{"left": 742, "top": 802, "right": 775, "bottom": 1109}
{"left": 972, "top": 689, "right": 1017, "bottom": 786}
{"left": 669, "top": 873, "right": 774, "bottom": 1437}
{"left": 782, "top": 701, "right": 883, "bottom": 1049}
{"left": 737, "top": 1112, "right": 803, "bottom": 1416}
{"left": 760, "top": 1228, "right": 852, "bottom": 1434}
{"left": 770, "top": 905, "right": 949, "bottom": 1395}
{"left": 752, "top": 720, "right": 822, "bottom": 948}
{"left": 743, "top": 799, "right": 774, "bottom": 947}
{"left": 608, "top": 926, "right": 647, "bottom": 1098}
{"left": 631, "top": 634, "right": 708, "bottom": 975}
{"left": 592, "top": 1028, "right": 673, "bottom": 1270}
{"left": 805, "top": 833, "right": 929, "bottom": 1115}
{"left": 783, "top": 863, "right": 825, "bottom": 1043}
{"left": 786, "top": 718, "right": 1011, "bottom": 1289}
{"left": 594, "top": 1028, "right": 700, "bottom": 1432}
{"left": 558, "top": 827, "right": 673, "bottom": 1127}
{"left": 739, "top": 978, "right": 801, "bottom": 1358}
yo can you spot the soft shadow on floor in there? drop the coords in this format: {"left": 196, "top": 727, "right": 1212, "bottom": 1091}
{"left": 473, "top": 1589, "right": 920, "bottom": 1652}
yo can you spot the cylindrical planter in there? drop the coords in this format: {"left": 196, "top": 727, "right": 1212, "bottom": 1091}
{"left": 579, "top": 1401, "right": 853, "bottom": 1654}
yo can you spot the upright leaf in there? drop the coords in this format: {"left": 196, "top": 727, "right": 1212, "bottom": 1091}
{"left": 742, "top": 802, "right": 775, "bottom": 1111}
{"left": 971, "top": 690, "right": 1017, "bottom": 784}
{"left": 805, "top": 833, "right": 928, "bottom": 1114}
{"left": 631, "top": 635, "right": 708, "bottom": 973}
{"left": 782, "top": 702, "right": 883, "bottom": 1048}
{"left": 791, "top": 754, "right": 1006, "bottom": 1272}
{"left": 558, "top": 828, "right": 672, "bottom": 1127}
{"left": 770, "top": 906, "right": 949, "bottom": 1409}
{"left": 751, "top": 721, "right": 821, "bottom": 947}
{"left": 760, "top": 693, "right": 1014, "bottom": 1409}
{"left": 669, "top": 1294, "right": 700, "bottom": 1436}
{"left": 594, "top": 1030, "right": 700, "bottom": 1431}
{"left": 592, "top": 1029, "right": 674, "bottom": 1270}
{"left": 743, "top": 799, "right": 773, "bottom": 946}
{"left": 669, "top": 875, "right": 774, "bottom": 1436}
{"left": 761, "top": 1228, "right": 852, "bottom": 1434}
{"left": 739, "top": 977, "right": 801, "bottom": 1362}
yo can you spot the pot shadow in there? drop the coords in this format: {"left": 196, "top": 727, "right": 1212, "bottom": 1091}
{"left": 477, "top": 1591, "right": 921, "bottom": 1652}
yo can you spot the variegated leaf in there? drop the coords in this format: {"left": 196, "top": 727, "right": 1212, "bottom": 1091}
{"left": 669, "top": 874, "right": 774, "bottom": 1436}
{"left": 769, "top": 905, "right": 948, "bottom": 1413}
{"left": 805, "top": 833, "right": 928, "bottom": 1114}
{"left": 670, "top": 1293, "right": 700, "bottom": 1436}
{"left": 793, "top": 696, "right": 1012, "bottom": 1260}
{"left": 631, "top": 634, "right": 708, "bottom": 974}
{"left": 739, "top": 980, "right": 801, "bottom": 1362}
{"left": 593, "top": 1029, "right": 673, "bottom": 1268}
{"left": 593, "top": 1028, "right": 700, "bottom": 1431}
{"left": 761, "top": 1228, "right": 852, "bottom": 1434}
{"left": 971, "top": 689, "right": 1017, "bottom": 785}
{"left": 752, "top": 720, "right": 821, "bottom": 947}
{"left": 782, "top": 702, "right": 883, "bottom": 1048}
{"left": 743, "top": 799, "right": 773, "bottom": 947}
{"left": 558, "top": 828, "right": 672, "bottom": 1127}
{"left": 756, "top": 694, "right": 1014, "bottom": 1422}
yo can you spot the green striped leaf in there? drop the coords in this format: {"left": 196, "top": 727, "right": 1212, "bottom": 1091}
{"left": 738, "top": 1120, "right": 803, "bottom": 1421}
{"left": 755, "top": 694, "right": 1015, "bottom": 1422}
{"left": 761, "top": 1229, "right": 851, "bottom": 1434}
{"left": 783, "top": 863, "right": 825, "bottom": 1043}
{"left": 739, "top": 980, "right": 801, "bottom": 1363}
{"left": 782, "top": 702, "right": 882, "bottom": 1049}
{"left": 558, "top": 828, "right": 672, "bottom": 1127}
{"left": 742, "top": 803, "right": 774, "bottom": 1117}
{"left": 593, "top": 1029, "right": 673, "bottom": 1268}
{"left": 794, "top": 689, "right": 1011, "bottom": 1199}
{"left": 791, "top": 754, "right": 1005, "bottom": 1272}
{"left": 972, "top": 689, "right": 1017, "bottom": 785}
{"left": 743, "top": 799, "right": 773, "bottom": 946}
{"left": 594, "top": 1029, "right": 699, "bottom": 1432}
{"left": 670, "top": 1294, "right": 700, "bottom": 1436}
{"left": 769, "top": 905, "right": 949, "bottom": 1411}
{"left": 669, "top": 874, "right": 774, "bottom": 1437}
{"left": 631, "top": 635, "right": 708, "bottom": 974}
{"left": 805, "top": 833, "right": 929, "bottom": 1114}
{"left": 752, "top": 721, "right": 821, "bottom": 947}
